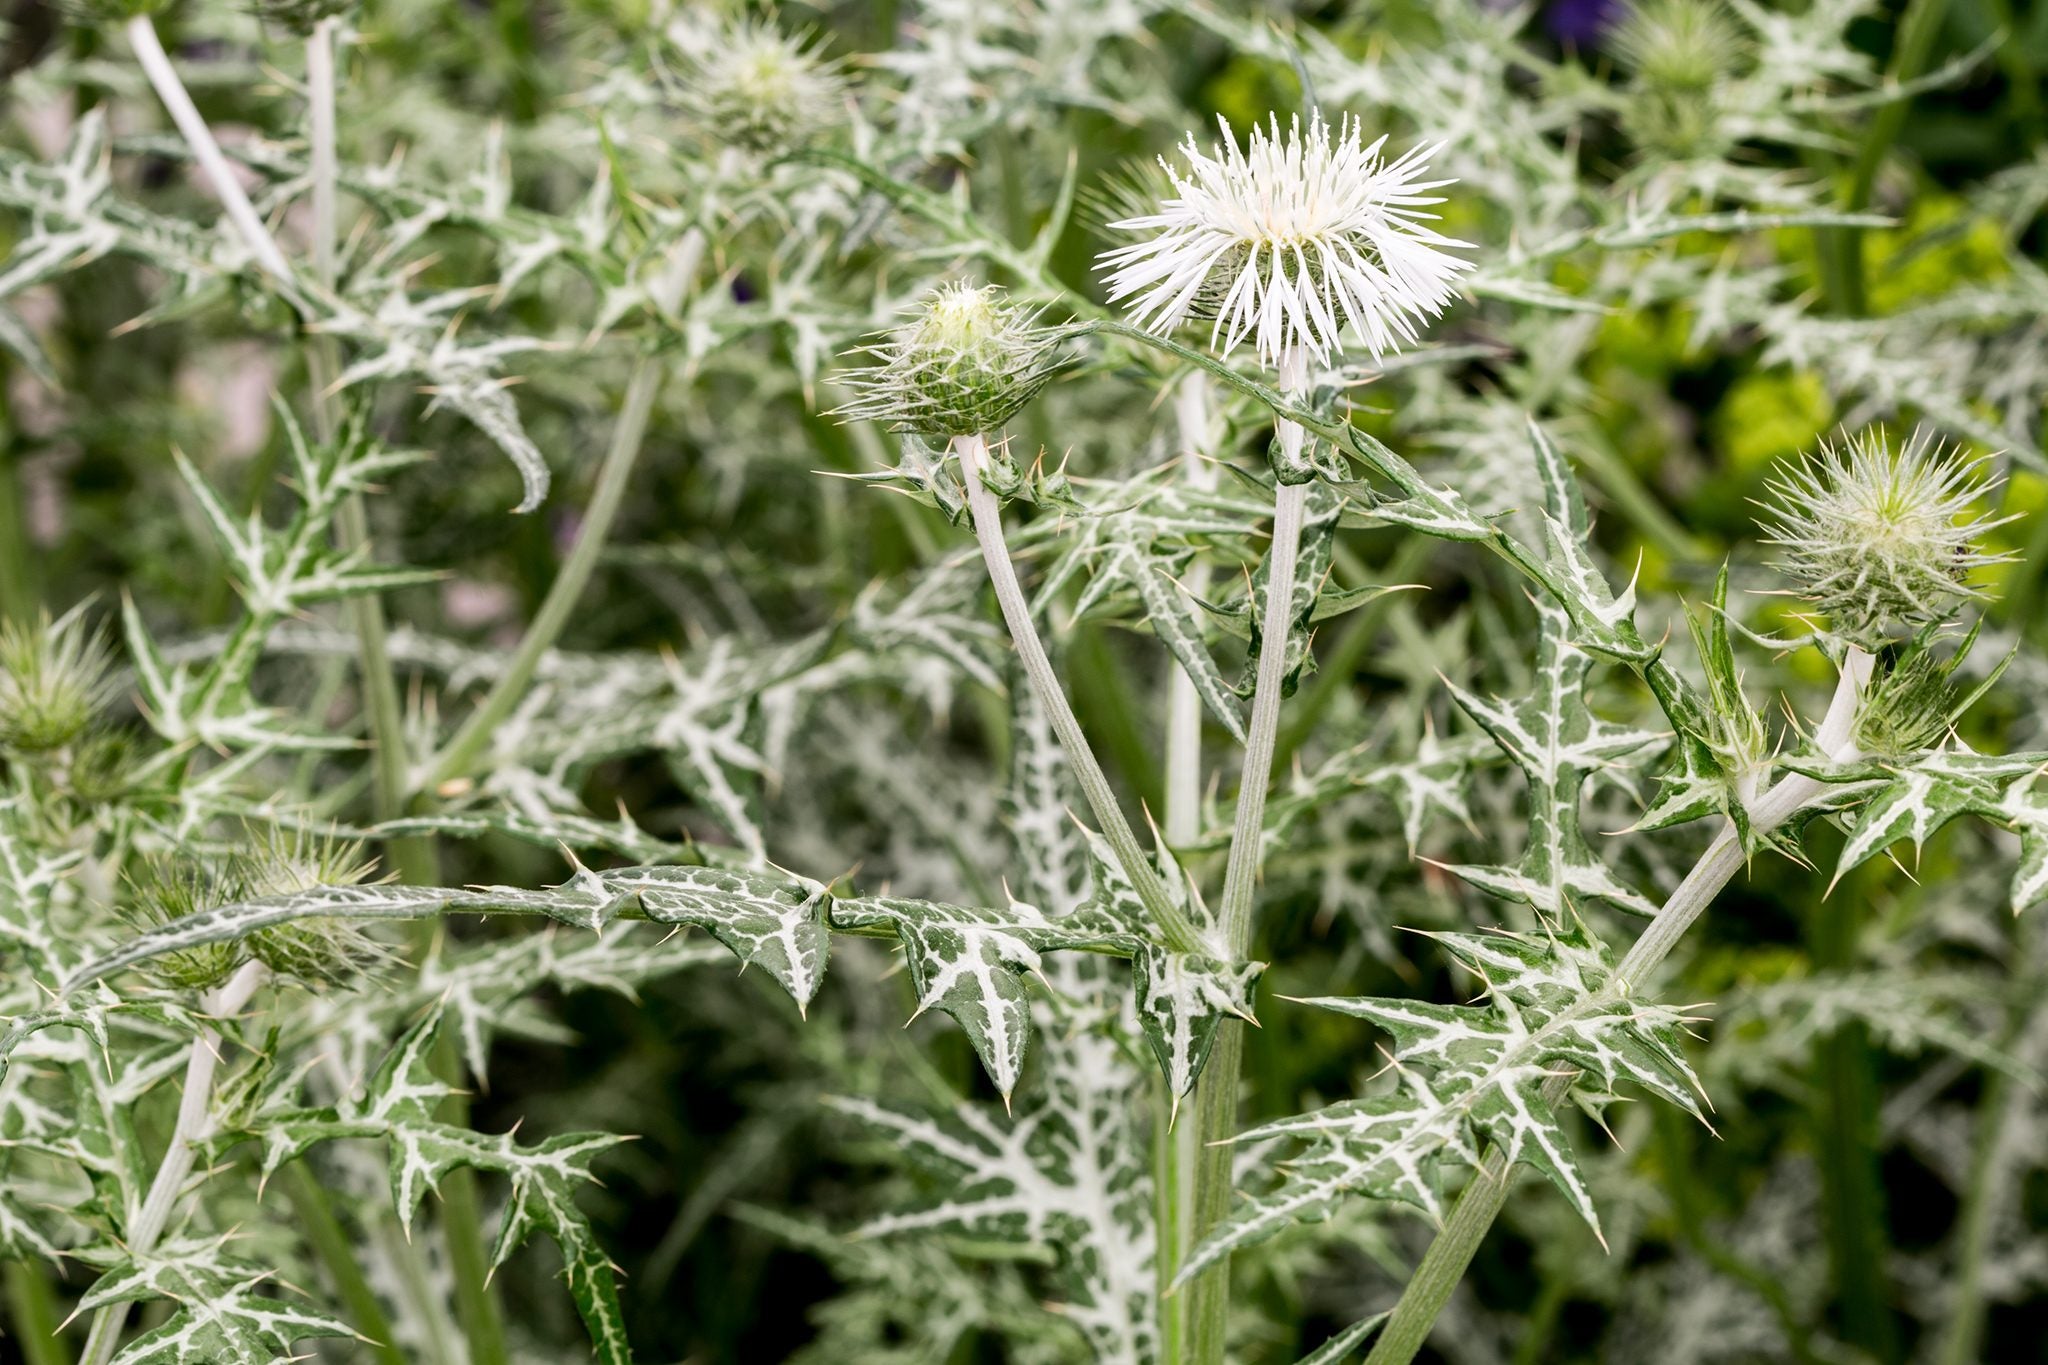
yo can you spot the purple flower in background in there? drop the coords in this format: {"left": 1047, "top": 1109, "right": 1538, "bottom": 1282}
{"left": 1546, "top": 0, "right": 1625, "bottom": 45}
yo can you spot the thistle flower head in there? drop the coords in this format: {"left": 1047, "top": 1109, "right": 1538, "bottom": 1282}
{"left": 1612, "top": 0, "right": 1742, "bottom": 93}
{"left": 0, "top": 609, "right": 116, "bottom": 754}
{"left": 674, "top": 14, "right": 844, "bottom": 156}
{"left": 835, "top": 283, "right": 1069, "bottom": 437}
{"left": 1097, "top": 112, "right": 1472, "bottom": 367}
{"left": 1611, "top": 0, "right": 1743, "bottom": 156}
{"left": 1759, "top": 428, "right": 2012, "bottom": 646}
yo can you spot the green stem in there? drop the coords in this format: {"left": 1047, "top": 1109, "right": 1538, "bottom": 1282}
{"left": 3, "top": 1260, "right": 71, "bottom": 1365}
{"left": 280, "top": 1162, "right": 406, "bottom": 1365}
{"left": 1810, "top": 874, "right": 1899, "bottom": 1362}
{"left": 1826, "top": 0, "right": 1954, "bottom": 315}
{"left": 1185, "top": 352, "right": 1312, "bottom": 1365}
{"left": 0, "top": 438, "right": 32, "bottom": 623}
{"left": 1934, "top": 1038, "right": 2021, "bottom": 1365}
{"left": 303, "top": 19, "right": 432, "bottom": 886}
{"left": 1363, "top": 651, "right": 1873, "bottom": 1365}
{"left": 424, "top": 351, "right": 671, "bottom": 793}
{"left": 952, "top": 432, "right": 1204, "bottom": 955}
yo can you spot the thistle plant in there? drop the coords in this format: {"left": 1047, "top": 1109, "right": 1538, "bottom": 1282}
{"left": 2, "top": 4, "right": 2046, "bottom": 1365}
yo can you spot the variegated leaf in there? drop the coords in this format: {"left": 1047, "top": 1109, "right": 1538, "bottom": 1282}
{"left": 238, "top": 1013, "right": 632, "bottom": 1364}
{"left": 829, "top": 1011, "right": 1156, "bottom": 1363}
{"left": 829, "top": 893, "right": 1134, "bottom": 1103}
{"left": 1442, "top": 601, "right": 1663, "bottom": 918}
{"left": 1830, "top": 751, "right": 2048, "bottom": 891}
{"left": 1130, "top": 944, "right": 1260, "bottom": 1107}
{"left": 1175, "top": 929, "right": 1707, "bottom": 1284}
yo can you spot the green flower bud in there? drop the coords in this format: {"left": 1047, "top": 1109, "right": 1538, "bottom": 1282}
{"left": 0, "top": 610, "right": 117, "bottom": 755}
{"left": 673, "top": 15, "right": 844, "bottom": 156}
{"left": 240, "top": 830, "right": 393, "bottom": 987}
{"left": 1611, "top": 0, "right": 1744, "bottom": 158}
{"left": 835, "top": 284, "right": 1070, "bottom": 438}
{"left": 1759, "top": 428, "right": 2013, "bottom": 648}
{"left": 122, "top": 858, "right": 253, "bottom": 992}
{"left": 1852, "top": 641, "right": 1958, "bottom": 758}
{"left": 1613, "top": 0, "right": 1741, "bottom": 94}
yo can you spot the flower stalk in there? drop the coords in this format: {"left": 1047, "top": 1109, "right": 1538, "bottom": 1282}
{"left": 1157, "top": 371, "right": 1217, "bottom": 1358}
{"left": 78, "top": 961, "right": 267, "bottom": 1365}
{"left": 953, "top": 431, "right": 1206, "bottom": 956}
{"left": 1181, "top": 346, "right": 1311, "bottom": 1365}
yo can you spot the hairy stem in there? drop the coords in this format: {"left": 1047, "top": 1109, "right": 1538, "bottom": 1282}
{"left": 280, "top": 1161, "right": 407, "bottom": 1365}
{"left": 79, "top": 962, "right": 266, "bottom": 1365}
{"left": 126, "top": 17, "right": 295, "bottom": 285}
{"left": 1183, "top": 352, "right": 1311, "bottom": 1365}
{"left": 953, "top": 432, "right": 1204, "bottom": 955}
{"left": 1364, "top": 648, "right": 1873, "bottom": 1365}
{"left": 3, "top": 1260, "right": 70, "bottom": 1365}
{"left": 1157, "top": 373, "right": 1216, "bottom": 1362}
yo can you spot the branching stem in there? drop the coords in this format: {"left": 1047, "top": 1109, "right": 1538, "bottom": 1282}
{"left": 1362, "top": 646, "right": 1873, "bottom": 1365}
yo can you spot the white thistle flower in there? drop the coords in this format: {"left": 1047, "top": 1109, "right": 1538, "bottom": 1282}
{"left": 1097, "top": 113, "right": 1472, "bottom": 367}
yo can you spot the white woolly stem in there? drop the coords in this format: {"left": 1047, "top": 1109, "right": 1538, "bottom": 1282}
{"left": 126, "top": 16, "right": 296, "bottom": 285}
{"left": 1184, "top": 348, "right": 1311, "bottom": 1365}
{"left": 1215, "top": 347, "right": 1311, "bottom": 958}
{"left": 1157, "top": 372, "right": 1217, "bottom": 1358}
{"left": 953, "top": 432, "right": 1206, "bottom": 956}
{"left": 1162, "top": 373, "right": 1218, "bottom": 850}
{"left": 79, "top": 961, "right": 267, "bottom": 1365}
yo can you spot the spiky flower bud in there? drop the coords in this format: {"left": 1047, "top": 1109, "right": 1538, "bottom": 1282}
{"left": 1611, "top": 0, "right": 1743, "bottom": 157}
{"left": 1613, "top": 0, "right": 1740, "bottom": 94}
{"left": 122, "top": 859, "right": 253, "bottom": 992}
{"left": 241, "top": 830, "right": 393, "bottom": 987}
{"left": 1759, "top": 428, "right": 2011, "bottom": 647}
{"left": 672, "top": 14, "right": 844, "bottom": 156}
{"left": 835, "top": 284, "right": 1069, "bottom": 438}
{"left": 0, "top": 610, "right": 116, "bottom": 754}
